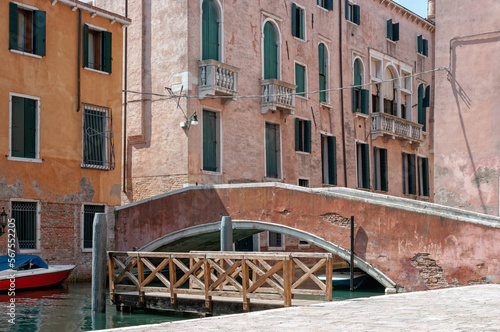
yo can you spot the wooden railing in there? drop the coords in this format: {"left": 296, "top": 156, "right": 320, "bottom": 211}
{"left": 108, "top": 251, "right": 334, "bottom": 312}
{"left": 371, "top": 112, "right": 423, "bottom": 143}
{"left": 198, "top": 59, "right": 239, "bottom": 99}
{"left": 260, "top": 79, "right": 297, "bottom": 115}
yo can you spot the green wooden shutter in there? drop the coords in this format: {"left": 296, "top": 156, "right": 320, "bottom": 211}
{"left": 291, "top": 3, "right": 297, "bottom": 37}
{"left": 408, "top": 154, "right": 416, "bottom": 195}
{"left": 24, "top": 98, "right": 37, "bottom": 159}
{"left": 264, "top": 22, "right": 277, "bottom": 79}
{"left": 304, "top": 120, "right": 311, "bottom": 153}
{"left": 423, "top": 157, "right": 429, "bottom": 196}
{"left": 345, "top": 0, "right": 349, "bottom": 20}
{"left": 353, "top": 5, "right": 360, "bottom": 24}
{"left": 418, "top": 84, "right": 424, "bottom": 126}
{"left": 386, "top": 19, "right": 393, "bottom": 39}
{"left": 265, "top": 123, "right": 278, "bottom": 178}
{"left": 321, "top": 136, "right": 325, "bottom": 183}
{"left": 423, "top": 39, "right": 428, "bottom": 56}
{"left": 202, "top": 0, "right": 219, "bottom": 61}
{"left": 11, "top": 97, "right": 25, "bottom": 158}
{"left": 298, "top": 7, "right": 304, "bottom": 39}
{"left": 295, "top": 64, "right": 305, "bottom": 95}
{"left": 361, "top": 89, "right": 369, "bottom": 115}
{"left": 34, "top": 10, "right": 46, "bottom": 56}
{"left": 203, "top": 110, "right": 217, "bottom": 171}
{"left": 380, "top": 148, "right": 388, "bottom": 191}
{"left": 352, "top": 88, "right": 357, "bottom": 112}
{"left": 353, "top": 59, "right": 361, "bottom": 87}
{"left": 325, "top": 0, "right": 333, "bottom": 10}
{"left": 392, "top": 23, "right": 399, "bottom": 41}
{"left": 103, "top": 31, "right": 112, "bottom": 73}
{"left": 319, "top": 44, "right": 326, "bottom": 102}
{"left": 83, "top": 24, "right": 89, "bottom": 68}
{"left": 362, "top": 144, "right": 370, "bottom": 189}
{"left": 417, "top": 35, "right": 423, "bottom": 53}
{"left": 295, "top": 118, "right": 300, "bottom": 151}
{"left": 9, "top": 2, "right": 18, "bottom": 50}
{"left": 418, "top": 156, "right": 422, "bottom": 196}
{"left": 424, "top": 85, "right": 430, "bottom": 107}
{"left": 327, "top": 136, "right": 337, "bottom": 185}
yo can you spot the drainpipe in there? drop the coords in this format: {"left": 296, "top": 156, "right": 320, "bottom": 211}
{"left": 77, "top": 9, "right": 81, "bottom": 112}
{"left": 338, "top": 0, "right": 348, "bottom": 187}
{"left": 123, "top": 0, "right": 128, "bottom": 193}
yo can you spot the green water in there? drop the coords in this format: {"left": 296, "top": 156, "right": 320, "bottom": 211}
{"left": 0, "top": 282, "right": 385, "bottom": 331}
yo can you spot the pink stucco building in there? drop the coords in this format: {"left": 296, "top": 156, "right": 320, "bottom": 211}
{"left": 433, "top": 0, "right": 500, "bottom": 216}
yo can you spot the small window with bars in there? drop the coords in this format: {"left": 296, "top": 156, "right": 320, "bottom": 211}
{"left": 83, "top": 204, "right": 106, "bottom": 249}
{"left": 12, "top": 201, "right": 38, "bottom": 250}
{"left": 82, "top": 103, "right": 115, "bottom": 170}
{"left": 268, "top": 231, "right": 284, "bottom": 249}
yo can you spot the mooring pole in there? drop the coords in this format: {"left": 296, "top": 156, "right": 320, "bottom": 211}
{"left": 220, "top": 216, "right": 233, "bottom": 251}
{"left": 92, "top": 213, "right": 107, "bottom": 313}
{"left": 350, "top": 215, "right": 354, "bottom": 292}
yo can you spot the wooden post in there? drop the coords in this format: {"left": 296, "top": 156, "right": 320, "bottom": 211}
{"left": 283, "top": 256, "right": 292, "bottom": 307}
{"left": 91, "top": 213, "right": 107, "bottom": 313}
{"left": 169, "top": 256, "right": 177, "bottom": 306}
{"left": 325, "top": 255, "right": 333, "bottom": 301}
{"left": 242, "top": 257, "right": 250, "bottom": 312}
{"left": 107, "top": 252, "right": 116, "bottom": 304}
{"left": 137, "top": 254, "right": 145, "bottom": 303}
{"left": 204, "top": 259, "right": 212, "bottom": 311}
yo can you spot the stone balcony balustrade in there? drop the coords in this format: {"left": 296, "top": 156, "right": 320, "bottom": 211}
{"left": 371, "top": 112, "right": 423, "bottom": 146}
{"left": 198, "top": 59, "right": 239, "bottom": 101}
{"left": 260, "top": 79, "right": 297, "bottom": 115}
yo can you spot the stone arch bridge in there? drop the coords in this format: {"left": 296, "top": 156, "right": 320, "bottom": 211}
{"left": 114, "top": 183, "right": 500, "bottom": 292}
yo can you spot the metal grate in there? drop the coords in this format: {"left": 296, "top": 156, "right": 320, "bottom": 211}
{"left": 12, "top": 202, "right": 37, "bottom": 250}
{"left": 83, "top": 205, "right": 105, "bottom": 248}
{"left": 82, "top": 103, "right": 115, "bottom": 170}
{"left": 268, "top": 232, "right": 283, "bottom": 248}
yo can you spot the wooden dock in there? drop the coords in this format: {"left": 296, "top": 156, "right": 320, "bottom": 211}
{"left": 108, "top": 251, "right": 336, "bottom": 315}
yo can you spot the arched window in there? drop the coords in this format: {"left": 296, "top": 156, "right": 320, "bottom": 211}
{"left": 318, "top": 43, "right": 328, "bottom": 102}
{"left": 352, "top": 58, "right": 368, "bottom": 114}
{"left": 383, "top": 66, "right": 397, "bottom": 115}
{"left": 202, "top": 0, "right": 219, "bottom": 60}
{"left": 263, "top": 21, "right": 279, "bottom": 79}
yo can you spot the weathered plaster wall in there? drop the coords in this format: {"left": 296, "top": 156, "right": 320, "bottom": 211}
{"left": 434, "top": 0, "right": 500, "bottom": 216}
{"left": 115, "top": 184, "right": 500, "bottom": 292}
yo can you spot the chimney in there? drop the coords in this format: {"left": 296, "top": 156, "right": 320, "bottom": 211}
{"left": 428, "top": 0, "right": 435, "bottom": 22}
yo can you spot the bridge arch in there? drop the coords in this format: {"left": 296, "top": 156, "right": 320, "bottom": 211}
{"left": 137, "top": 219, "right": 397, "bottom": 289}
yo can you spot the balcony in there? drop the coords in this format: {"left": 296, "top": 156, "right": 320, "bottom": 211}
{"left": 198, "top": 60, "right": 239, "bottom": 101}
{"left": 260, "top": 79, "right": 297, "bottom": 115}
{"left": 371, "top": 112, "right": 423, "bottom": 146}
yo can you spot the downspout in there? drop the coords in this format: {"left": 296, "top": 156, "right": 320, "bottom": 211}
{"left": 123, "top": 0, "right": 128, "bottom": 193}
{"left": 338, "top": 0, "right": 347, "bottom": 187}
{"left": 77, "top": 9, "right": 81, "bottom": 112}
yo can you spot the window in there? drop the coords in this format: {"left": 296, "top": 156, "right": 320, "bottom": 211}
{"left": 12, "top": 201, "right": 38, "bottom": 250}
{"left": 352, "top": 59, "right": 369, "bottom": 114}
{"left": 265, "top": 122, "right": 281, "bottom": 179}
{"left": 10, "top": 94, "right": 39, "bottom": 160}
{"left": 345, "top": 0, "right": 360, "bottom": 25}
{"left": 268, "top": 231, "right": 284, "bottom": 249}
{"left": 263, "top": 21, "right": 279, "bottom": 79}
{"left": 317, "top": 0, "right": 333, "bottom": 10}
{"left": 318, "top": 43, "right": 328, "bottom": 103}
{"left": 83, "top": 204, "right": 106, "bottom": 249}
{"left": 418, "top": 157, "right": 430, "bottom": 197}
{"left": 295, "top": 118, "right": 311, "bottom": 153}
{"left": 203, "top": 110, "right": 220, "bottom": 172}
{"left": 295, "top": 63, "right": 306, "bottom": 97}
{"left": 370, "top": 57, "right": 382, "bottom": 113}
{"left": 402, "top": 153, "right": 416, "bottom": 195}
{"left": 417, "top": 35, "right": 429, "bottom": 56}
{"left": 82, "top": 103, "right": 115, "bottom": 170}
{"left": 9, "top": 2, "right": 46, "bottom": 56}
{"left": 298, "top": 179, "right": 309, "bottom": 187}
{"left": 291, "top": 3, "right": 305, "bottom": 40}
{"left": 383, "top": 67, "right": 397, "bottom": 116}
{"left": 418, "top": 84, "right": 430, "bottom": 132}
{"left": 321, "top": 135, "right": 337, "bottom": 185}
{"left": 356, "top": 143, "right": 370, "bottom": 189}
{"left": 386, "top": 19, "right": 399, "bottom": 42}
{"left": 202, "top": 0, "right": 219, "bottom": 60}
{"left": 83, "top": 24, "right": 112, "bottom": 73}
{"left": 374, "top": 147, "right": 388, "bottom": 192}
{"left": 372, "top": 84, "right": 380, "bottom": 113}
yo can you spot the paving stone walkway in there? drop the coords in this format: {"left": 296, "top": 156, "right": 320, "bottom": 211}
{"left": 105, "top": 284, "right": 500, "bottom": 331}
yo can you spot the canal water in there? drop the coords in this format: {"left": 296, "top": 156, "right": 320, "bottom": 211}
{"left": 0, "top": 282, "right": 385, "bottom": 331}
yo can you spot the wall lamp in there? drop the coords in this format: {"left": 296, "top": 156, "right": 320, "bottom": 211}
{"left": 0, "top": 207, "right": 7, "bottom": 237}
{"left": 180, "top": 111, "right": 198, "bottom": 129}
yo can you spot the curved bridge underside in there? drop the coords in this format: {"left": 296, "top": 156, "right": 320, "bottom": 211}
{"left": 138, "top": 220, "right": 397, "bottom": 289}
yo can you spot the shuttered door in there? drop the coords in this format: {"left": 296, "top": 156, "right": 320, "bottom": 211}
{"left": 11, "top": 97, "right": 25, "bottom": 158}
{"left": 266, "top": 123, "right": 279, "bottom": 178}
{"left": 203, "top": 110, "right": 217, "bottom": 171}
{"left": 202, "top": 0, "right": 219, "bottom": 61}
{"left": 319, "top": 44, "right": 326, "bottom": 102}
{"left": 361, "top": 89, "right": 369, "bottom": 114}
{"left": 264, "top": 22, "right": 278, "bottom": 79}
{"left": 11, "top": 97, "right": 36, "bottom": 159}
{"left": 24, "top": 98, "right": 37, "bottom": 159}
{"left": 295, "top": 64, "right": 305, "bottom": 95}
{"left": 327, "top": 136, "right": 337, "bottom": 185}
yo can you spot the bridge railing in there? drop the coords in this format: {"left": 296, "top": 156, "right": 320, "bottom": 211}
{"left": 108, "top": 251, "right": 334, "bottom": 311}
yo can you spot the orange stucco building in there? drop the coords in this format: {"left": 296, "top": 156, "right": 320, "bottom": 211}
{"left": 0, "top": 0, "right": 129, "bottom": 278}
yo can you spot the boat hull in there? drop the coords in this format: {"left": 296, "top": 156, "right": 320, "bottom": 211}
{"left": 318, "top": 271, "right": 368, "bottom": 288}
{"left": 0, "top": 266, "right": 74, "bottom": 291}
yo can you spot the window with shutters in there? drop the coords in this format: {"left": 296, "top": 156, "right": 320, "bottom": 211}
{"left": 386, "top": 19, "right": 399, "bottom": 42}
{"left": 295, "top": 63, "right": 306, "bottom": 97}
{"left": 203, "top": 110, "right": 221, "bottom": 172}
{"left": 352, "top": 58, "right": 369, "bottom": 114}
{"left": 9, "top": 93, "right": 40, "bottom": 161}
{"left": 418, "top": 156, "right": 430, "bottom": 197}
{"left": 202, "top": 0, "right": 220, "bottom": 61}
{"left": 8, "top": 2, "right": 46, "bottom": 57}
{"left": 356, "top": 143, "right": 370, "bottom": 189}
{"left": 321, "top": 135, "right": 337, "bottom": 185}
{"left": 268, "top": 231, "right": 284, "bottom": 250}
{"left": 417, "top": 35, "right": 429, "bottom": 56}
{"left": 265, "top": 122, "right": 281, "bottom": 179}
{"left": 317, "top": 0, "right": 333, "bottom": 10}
{"left": 345, "top": 0, "right": 360, "bottom": 25}
{"left": 82, "top": 204, "right": 106, "bottom": 250}
{"left": 263, "top": 21, "right": 280, "bottom": 80}
{"left": 318, "top": 43, "right": 329, "bottom": 103}
{"left": 374, "top": 147, "right": 388, "bottom": 192}
{"left": 295, "top": 118, "right": 311, "bottom": 153}
{"left": 12, "top": 201, "right": 39, "bottom": 250}
{"left": 418, "top": 83, "right": 430, "bottom": 132}
{"left": 82, "top": 103, "right": 115, "bottom": 170}
{"left": 83, "top": 24, "right": 112, "bottom": 73}
{"left": 291, "top": 3, "right": 305, "bottom": 40}
{"left": 402, "top": 153, "right": 417, "bottom": 195}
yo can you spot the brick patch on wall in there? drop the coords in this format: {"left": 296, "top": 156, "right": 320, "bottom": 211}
{"left": 320, "top": 213, "right": 352, "bottom": 228}
{"left": 410, "top": 253, "right": 455, "bottom": 289}
{"left": 122, "top": 174, "right": 189, "bottom": 204}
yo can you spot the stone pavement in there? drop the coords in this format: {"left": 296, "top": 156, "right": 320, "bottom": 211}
{"left": 104, "top": 284, "right": 500, "bottom": 331}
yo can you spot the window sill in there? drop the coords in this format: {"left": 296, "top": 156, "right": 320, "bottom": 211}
{"left": 82, "top": 248, "right": 93, "bottom": 253}
{"left": 356, "top": 187, "right": 371, "bottom": 191}
{"left": 423, "top": 132, "right": 429, "bottom": 136}
{"left": 417, "top": 52, "right": 428, "bottom": 58}
{"left": 268, "top": 246, "right": 285, "bottom": 251}
{"left": 317, "top": 5, "right": 331, "bottom": 12}
{"left": 84, "top": 67, "right": 109, "bottom": 75}
{"left": 10, "top": 49, "right": 42, "bottom": 59}
{"left": 81, "top": 163, "right": 110, "bottom": 170}
{"left": 354, "top": 112, "right": 369, "bottom": 119}
{"left": 386, "top": 38, "right": 397, "bottom": 44}
{"left": 8, "top": 156, "right": 42, "bottom": 163}
{"left": 296, "top": 151, "right": 311, "bottom": 156}
{"left": 202, "top": 170, "right": 223, "bottom": 175}
{"left": 320, "top": 102, "right": 333, "bottom": 109}
{"left": 293, "top": 36, "right": 307, "bottom": 43}
{"left": 322, "top": 184, "right": 337, "bottom": 187}
{"left": 296, "top": 95, "right": 308, "bottom": 100}
{"left": 19, "top": 249, "right": 41, "bottom": 254}
{"left": 347, "top": 20, "right": 359, "bottom": 26}
{"left": 264, "top": 177, "right": 283, "bottom": 182}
